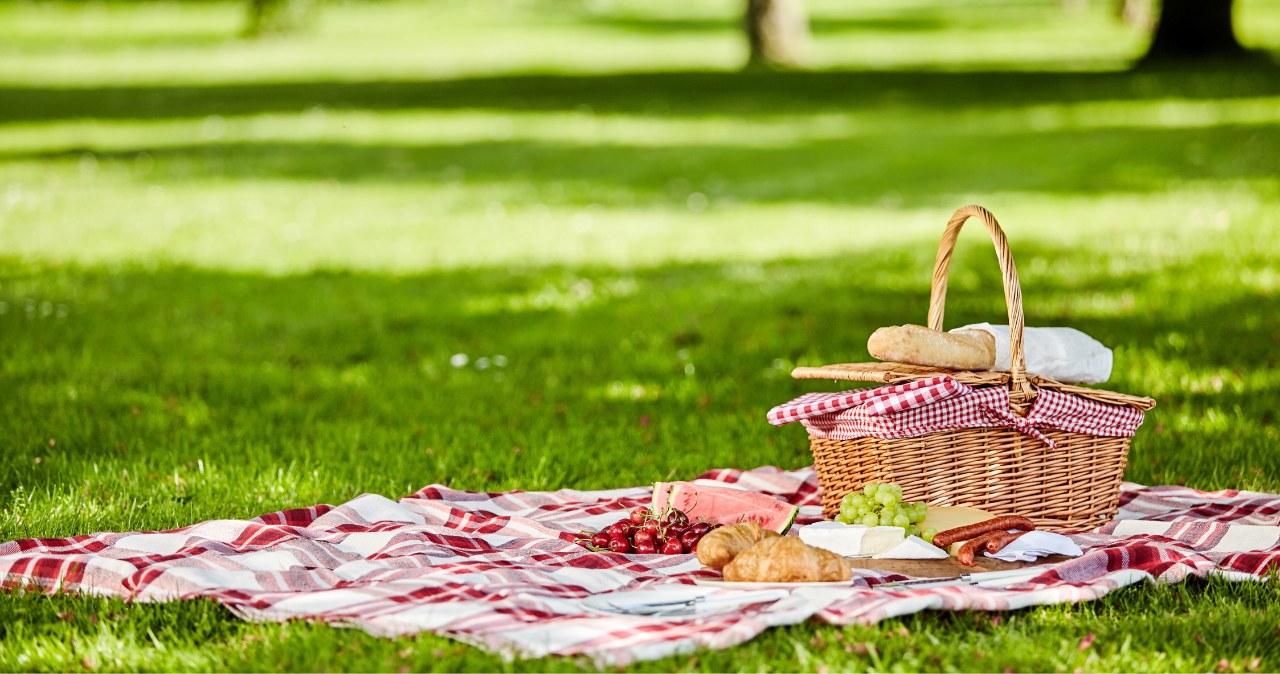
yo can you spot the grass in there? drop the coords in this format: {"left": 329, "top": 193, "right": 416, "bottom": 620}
{"left": 2, "top": 0, "right": 1279, "bottom": 670}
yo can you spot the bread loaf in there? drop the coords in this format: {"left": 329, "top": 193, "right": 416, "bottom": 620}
{"left": 867, "top": 324, "right": 996, "bottom": 371}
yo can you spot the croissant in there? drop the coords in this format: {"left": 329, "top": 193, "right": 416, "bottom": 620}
{"left": 696, "top": 523, "right": 780, "bottom": 571}
{"left": 722, "top": 536, "right": 851, "bottom": 583}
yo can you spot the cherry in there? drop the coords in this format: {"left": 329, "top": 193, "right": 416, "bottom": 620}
{"left": 661, "top": 537, "right": 684, "bottom": 555}
{"left": 680, "top": 529, "right": 703, "bottom": 552}
{"left": 661, "top": 509, "right": 689, "bottom": 528}
{"left": 634, "top": 540, "right": 657, "bottom": 554}
{"left": 608, "top": 537, "right": 631, "bottom": 554}
{"left": 633, "top": 529, "right": 655, "bottom": 547}
{"left": 606, "top": 521, "right": 632, "bottom": 539}
{"left": 629, "top": 507, "right": 651, "bottom": 525}
{"left": 590, "top": 532, "right": 610, "bottom": 548}
{"left": 666, "top": 525, "right": 687, "bottom": 540}
{"left": 688, "top": 522, "right": 713, "bottom": 536}
{"left": 642, "top": 520, "right": 660, "bottom": 534}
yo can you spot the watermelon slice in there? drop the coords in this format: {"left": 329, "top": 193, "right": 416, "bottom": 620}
{"left": 650, "top": 481, "right": 676, "bottom": 516}
{"left": 652, "top": 481, "right": 799, "bottom": 534}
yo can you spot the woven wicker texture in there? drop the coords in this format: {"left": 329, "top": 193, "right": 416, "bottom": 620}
{"left": 801, "top": 205, "right": 1148, "bottom": 531}
{"left": 811, "top": 430, "right": 1130, "bottom": 531}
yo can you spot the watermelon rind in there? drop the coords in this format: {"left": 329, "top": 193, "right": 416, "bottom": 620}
{"left": 651, "top": 481, "right": 675, "bottom": 515}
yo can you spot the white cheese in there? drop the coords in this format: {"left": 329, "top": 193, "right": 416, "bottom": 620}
{"left": 876, "top": 535, "right": 949, "bottom": 560}
{"left": 798, "top": 522, "right": 905, "bottom": 556}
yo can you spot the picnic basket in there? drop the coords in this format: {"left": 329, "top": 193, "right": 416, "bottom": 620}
{"left": 794, "top": 205, "right": 1155, "bottom": 531}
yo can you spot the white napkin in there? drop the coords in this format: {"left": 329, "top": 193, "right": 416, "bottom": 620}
{"left": 957, "top": 323, "right": 1112, "bottom": 385}
{"left": 875, "top": 535, "right": 949, "bottom": 560}
{"left": 985, "top": 531, "right": 1083, "bottom": 562}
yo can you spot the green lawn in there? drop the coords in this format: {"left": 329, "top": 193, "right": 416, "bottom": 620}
{"left": 2, "top": 0, "right": 1280, "bottom": 670}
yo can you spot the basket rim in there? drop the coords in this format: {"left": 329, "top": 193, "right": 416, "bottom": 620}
{"left": 791, "top": 361, "right": 1155, "bottom": 411}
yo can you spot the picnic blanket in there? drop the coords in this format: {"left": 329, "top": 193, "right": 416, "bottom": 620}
{"left": 2, "top": 466, "right": 1278, "bottom": 665}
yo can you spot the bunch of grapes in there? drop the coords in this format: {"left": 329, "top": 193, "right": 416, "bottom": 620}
{"left": 575, "top": 507, "right": 720, "bottom": 555}
{"left": 836, "top": 482, "right": 938, "bottom": 543}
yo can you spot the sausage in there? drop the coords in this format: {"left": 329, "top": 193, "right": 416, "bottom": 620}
{"left": 932, "top": 515, "right": 1036, "bottom": 549}
{"left": 956, "top": 530, "right": 1006, "bottom": 566}
{"left": 984, "top": 530, "right": 1029, "bottom": 554}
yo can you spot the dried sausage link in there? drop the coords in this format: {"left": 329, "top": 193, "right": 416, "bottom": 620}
{"left": 932, "top": 515, "right": 1036, "bottom": 548}
{"left": 956, "top": 530, "right": 1006, "bottom": 566}
{"left": 984, "top": 530, "right": 1030, "bottom": 554}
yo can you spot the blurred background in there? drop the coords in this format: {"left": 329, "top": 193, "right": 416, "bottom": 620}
{"left": 1, "top": 0, "right": 1278, "bottom": 273}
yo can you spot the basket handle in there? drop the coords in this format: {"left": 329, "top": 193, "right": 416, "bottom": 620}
{"left": 926, "top": 205, "right": 1035, "bottom": 412}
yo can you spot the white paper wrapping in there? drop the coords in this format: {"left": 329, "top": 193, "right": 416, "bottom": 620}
{"left": 956, "top": 322, "right": 1113, "bottom": 385}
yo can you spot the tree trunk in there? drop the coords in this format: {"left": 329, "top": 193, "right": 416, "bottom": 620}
{"left": 1144, "top": 0, "right": 1244, "bottom": 60}
{"left": 745, "top": 0, "right": 809, "bottom": 69}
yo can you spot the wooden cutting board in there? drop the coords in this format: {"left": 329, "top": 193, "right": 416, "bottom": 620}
{"left": 846, "top": 555, "right": 1069, "bottom": 578}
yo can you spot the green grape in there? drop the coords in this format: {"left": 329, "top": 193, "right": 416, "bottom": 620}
{"left": 840, "top": 503, "right": 859, "bottom": 521}
{"left": 922, "top": 527, "right": 938, "bottom": 544}
{"left": 886, "top": 484, "right": 904, "bottom": 501}
{"left": 875, "top": 490, "right": 897, "bottom": 507}
{"left": 860, "top": 513, "right": 880, "bottom": 527}
{"left": 841, "top": 492, "right": 857, "bottom": 507}
{"left": 906, "top": 524, "right": 921, "bottom": 538}
{"left": 863, "top": 483, "right": 879, "bottom": 498}
{"left": 856, "top": 505, "right": 873, "bottom": 517}
{"left": 878, "top": 512, "right": 897, "bottom": 527}
{"left": 848, "top": 494, "right": 869, "bottom": 509}
{"left": 909, "top": 503, "right": 927, "bottom": 523}
{"left": 892, "top": 513, "right": 911, "bottom": 528}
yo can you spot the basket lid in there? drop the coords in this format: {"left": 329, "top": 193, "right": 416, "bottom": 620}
{"left": 791, "top": 361, "right": 1155, "bottom": 411}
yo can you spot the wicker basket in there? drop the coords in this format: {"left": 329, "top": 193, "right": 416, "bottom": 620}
{"left": 796, "top": 205, "right": 1155, "bottom": 532}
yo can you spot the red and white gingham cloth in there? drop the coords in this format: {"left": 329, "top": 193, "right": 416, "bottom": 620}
{"left": 2, "top": 467, "right": 1277, "bottom": 665}
{"left": 768, "top": 376, "right": 1145, "bottom": 448}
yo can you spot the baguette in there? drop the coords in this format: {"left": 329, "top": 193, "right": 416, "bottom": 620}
{"left": 867, "top": 324, "right": 996, "bottom": 371}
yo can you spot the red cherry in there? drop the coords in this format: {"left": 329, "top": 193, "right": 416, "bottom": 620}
{"left": 608, "top": 537, "right": 631, "bottom": 554}
{"left": 590, "top": 532, "right": 610, "bottom": 548}
{"left": 680, "top": 529, "right": 702, "bottom": 551}
{"left": 643, "top": 520, "right": 660, "bottom": 534}
{"left": 666, "top": 525, "right": 687, "bottom": 540}
{"left": 661, "top": 509, "right": 689, "bottom": 528}
{"left": 606, "top": 521, "right": 632, "bottom": 539}
{"left": 630, "top": 507, "right": 651, "bottom": 525}
{"left": 688, "top": 522, "right": 713, "bottom": 536}
{"left": 634, "top": 540, "right": 657, "bottom": 554}
{"left": 661, "top": 537, "right": 684, "bottom": 555}
{"left": 633, "top": 529, "right": 654, "bottom": 547}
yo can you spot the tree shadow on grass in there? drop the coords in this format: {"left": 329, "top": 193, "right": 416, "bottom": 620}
{"left": 7, "top": 121, "right": 1277, "bottom": 208}
{"left": 578, "top": 15, "right": 952, "bottom": 35}
{"left": 2, "top": 63, "right": 1278, "bottom": 124}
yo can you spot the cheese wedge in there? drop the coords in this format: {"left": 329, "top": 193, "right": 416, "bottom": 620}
{"left": 919, "top": 505, "right": 997, "bottom": 555}
{"left": 920, "top": 505, "right": 995, "bottom": 533}
{"left": 798, "top": 523, "right": 905, "bottom": 556}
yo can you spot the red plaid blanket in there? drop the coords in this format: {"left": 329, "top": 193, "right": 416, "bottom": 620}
{"left": 2, "top": 467, "right": 1277, "bottom": 665}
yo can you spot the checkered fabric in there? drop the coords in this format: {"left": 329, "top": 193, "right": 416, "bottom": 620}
{"left": 2, "top": 468, "right": 1277, "bottom": 665}
{"left": 769, "top": 377, "right": 1145, "bottom": 448}
{"left": 766, "top": 376, "right": 966, "bottom": 425}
